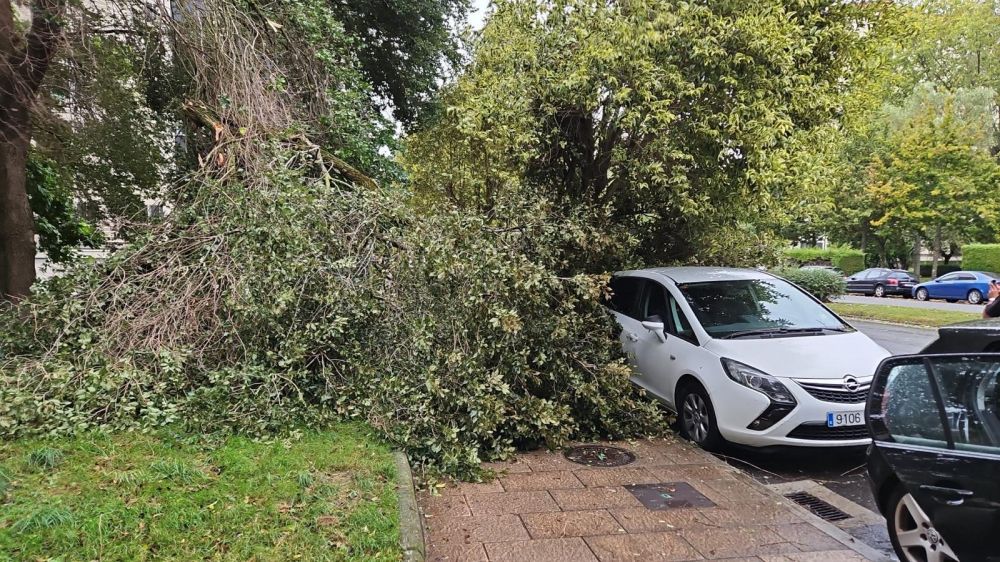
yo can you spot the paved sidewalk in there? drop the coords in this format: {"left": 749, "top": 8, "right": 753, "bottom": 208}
{"left": 417, "top": 436, "right": 884, "bottom": 561}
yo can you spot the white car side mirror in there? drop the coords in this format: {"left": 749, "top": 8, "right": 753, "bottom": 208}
{"left": 641, "top": 320, "right": 667, "bottom": 343}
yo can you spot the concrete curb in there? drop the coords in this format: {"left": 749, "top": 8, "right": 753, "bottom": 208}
{"left": 842, "top": 315, "right": 941, "bottom": 330}
{"left": 688, "top": 446, "right": 892, "bottom": 562}
{"left": 393, "top": 451, "right": 425, "bottom": 562}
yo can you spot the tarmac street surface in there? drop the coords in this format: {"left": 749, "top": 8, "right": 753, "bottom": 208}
{"left": 712, "top": 320, "right": 937, "bottom": 560}
{"left": 836, "top": 294, "right": 983, "bottom": 313}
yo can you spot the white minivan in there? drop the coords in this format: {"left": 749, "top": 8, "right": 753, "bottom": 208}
{"left": 608, "top": 267, "right": 890, "bottom": 450}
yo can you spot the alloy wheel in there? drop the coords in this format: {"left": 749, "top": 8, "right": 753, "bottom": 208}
{"left": 893, "top": 492, "right": 959, "bottom": 562}
{"left": 682, "top": 392, "right": 709, "bottom": 444}
{"left": 968, "top": 290, "right": 983, "bottom": 305}
{"left": 874, "top": 285, "right": 885, "bottom": 297}
{"left": 916, "top": 288, "right": 929, "bottom": 301}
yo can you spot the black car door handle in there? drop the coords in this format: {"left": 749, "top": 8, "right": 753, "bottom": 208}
{"left": 920, "top": 484, "right": 974, "bottom": 505}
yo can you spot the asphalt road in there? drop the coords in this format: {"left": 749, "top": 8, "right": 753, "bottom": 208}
{"left": 836, "top": 294, "right": 983, "bottom": 313}
{"left": 710, "top": 321, "right": 936, "bottom": 559}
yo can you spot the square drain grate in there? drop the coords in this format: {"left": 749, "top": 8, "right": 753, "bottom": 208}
{"left": 784, "top": 491, "right": 852, "bottom": 522}
{"left": 625, "top": 482, "right": 716, "bottom": 510}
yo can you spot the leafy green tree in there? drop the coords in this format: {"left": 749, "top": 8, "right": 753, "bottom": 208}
{"left": 867, "top": 90, "right": 1000, "bottom": 277}
{"left": 406, "top": 0, "right": 881, "bottom": 271}
{"left": 328, "top": 0, "right": 470, "bottom": 124}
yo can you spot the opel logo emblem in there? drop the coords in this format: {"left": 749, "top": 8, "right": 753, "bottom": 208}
{"left": 843, "top": 375, "right": 860, "bottom": 392}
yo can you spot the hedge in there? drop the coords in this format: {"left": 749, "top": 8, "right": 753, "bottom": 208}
{"left": 775, "top": 268, "right": 846, "bottom": 302}
{"left": 782, "top": 246, "right": 865, "bottom": 275}
{"left": 962, "top": 244, "right": 1000, "bottom": 274}
{"left": 919, "top": 263, "right": 962, "bottom": 278}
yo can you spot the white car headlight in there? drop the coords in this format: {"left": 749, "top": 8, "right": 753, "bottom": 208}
{"left": 721, "top": 358, "right": 797, "bottom": 406}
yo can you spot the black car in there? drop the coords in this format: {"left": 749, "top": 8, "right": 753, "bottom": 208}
{"left": 866, "top": 323, "right": 1000, "bottom": 561}
{"left": 846, "top": 268, "right": 919, "bottom": 298}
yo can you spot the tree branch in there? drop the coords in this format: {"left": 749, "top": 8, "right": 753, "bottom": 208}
{"left": 16, "top": 0, "right": 67, "bottom": 95}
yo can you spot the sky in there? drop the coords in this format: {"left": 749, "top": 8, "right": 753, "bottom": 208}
{"left": 469, "top": 0, "right": 491, "bottom": 31}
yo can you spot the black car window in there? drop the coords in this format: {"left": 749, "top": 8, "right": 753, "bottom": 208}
{"left": 852, "top": 269, "right": 872, "bottom": 279}
{"left": 666, "top": 293, "right": 698, "bottom": 345}
{"left": 889, "top": 272, "right": 912, "bottom": 280}
{"left": 640, "top": 282, "right": 668, "bottom": 322}
{"left": 957, "top": 274, "right": 977, "bottom": 281}
{"left": 865, "top": 269, "right": 888, "bottom": 280}
{"left": 931, "top": 357, "right": 1000, "bottom": 453}
{"left": 880, "top": 362, "right": 947, "bottom": 447}
{"left": 609, "top": 276, "right": 643, "bottom": 320}
{"left": 938, "top": 273, "right": 959, "bottom": 282}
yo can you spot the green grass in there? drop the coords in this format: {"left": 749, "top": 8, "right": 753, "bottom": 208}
{"left": 0, "top": 424, "right": 400, "bottom": 561}
{"left": 830, "top": 302, "right": 980, "bottom": 327}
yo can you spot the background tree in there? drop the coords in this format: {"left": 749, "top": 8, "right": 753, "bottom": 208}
{"left": 866, "top": 92, "right": 1000, "bottom": 278}
{"left": 0, "top": 0, "right": 470, "bottom": 302}
{"left": 406, "top": 0, "right": 882, "bottom": 272}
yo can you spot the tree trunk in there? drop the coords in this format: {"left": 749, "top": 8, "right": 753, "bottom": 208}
{"left": 0, "top": 134, "right": 36, "bottom": 301}
{"left": 912, "top": 231, "right": 922, "bottom": 279}
{"left": 0, "top": 0, "right": 68, "bottom": 302}
{"left": 931, "top": 224, "right": 942, "bottom": 279}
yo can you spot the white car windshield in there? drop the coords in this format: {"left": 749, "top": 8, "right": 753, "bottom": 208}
{"left": 677, "top": 278, "right": 851, "bottom": 339}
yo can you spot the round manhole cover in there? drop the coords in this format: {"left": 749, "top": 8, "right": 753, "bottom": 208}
{"left": 564, "top": 445, "right": 636, "bottom": 467}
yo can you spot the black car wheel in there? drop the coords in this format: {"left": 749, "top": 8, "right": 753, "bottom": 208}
{"left": 915, "top": 288, "right": 929, "bottom": 301}
{"left": 968, "top": 289, "right": 983, "bottom": 305}
{"left": 677, "top": 382, "right": 723, "bottom": 451}
{"left": 887, "top": 485, "right": 959, "bottom": 562}
{"left": 874, "top": 284, "right": 886, "bottom": 298}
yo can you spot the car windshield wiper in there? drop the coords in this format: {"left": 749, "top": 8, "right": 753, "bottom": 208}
{"left": 721, "top": 327, "right": 828, "bottom": 339}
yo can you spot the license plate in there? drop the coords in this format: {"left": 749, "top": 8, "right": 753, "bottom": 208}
{"left": 827, "top": 411, "right": 864, "bottom": 428}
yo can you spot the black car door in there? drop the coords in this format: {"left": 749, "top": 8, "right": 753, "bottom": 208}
{"left": 869, "top": 355, "right": 1000, "bottom": 561}
{"left": 848, "top": 269, "right": 873, "bottom": 293}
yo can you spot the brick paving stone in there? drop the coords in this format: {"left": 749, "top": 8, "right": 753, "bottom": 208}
{"left": 768, "top": 523, "right": 846, "bottom": 552}
{"left": 645, "top": 464, "right": 738, "bottom": 484}
{"left": 699, "top": 478, "right": 770, "bottom": 503}
{"left": 521, "top": 509, "right": 625, "bottom": 539}
{"left": 585, "top": 531, "right": 704, "bottom": 561}
{"left": 761, "top": 550, "right": 867, "bottom": 562}
{"left": 699, "top": 502, "right": 804, "bottom": 526}
{"left": 500, "top": 470, "right": 584, "bottom": 491}
{"left": 421, "top": 494, "right": 473, "bottom": 517}
{"left": 760, "top": 552, "right": 867, "bottom": 561}
{"left": 484, "top": 537, "right": 599, "bottom": 562}
{"left": 465, "top": 490, "right": 560, "bottom": 516}
{"left": 518, "top": 450, "right": 581, "bottom": 472}
{"left": 550, "top": 486, "right": 643, "bottom": 511}
{"left": 610, "top": 507, "right": 712, "bottom": 534}
{"left": 573, "top": 467, "right": 661, "bottom": 487}
{"left": 437, "top": 479, "right": 506, "bottom": 496}
{"left": 680, "top": 525, "right": 800, "bottom": 559}
{"left": 482, "top": 459, "right": 532, "bottom": 474}
{"left": 426, "top": 542, "right": 489, "bottom": 562}
{"left": 423, "top": 514, "right": 530, "bottom": 545}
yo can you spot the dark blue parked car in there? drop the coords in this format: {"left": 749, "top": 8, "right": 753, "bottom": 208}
{"left": 913, "top": 271, "right": 1000, "bottom": 304}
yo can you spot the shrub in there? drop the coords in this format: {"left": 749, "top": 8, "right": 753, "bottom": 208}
{"left": 961, "top": 244, "right": 1000, "bottom": 274}
{"left": 774, "top": 268, "right": 846, "bottom": 302}
{"left": 782, "top": 246, "right": 865, "bottom": 275}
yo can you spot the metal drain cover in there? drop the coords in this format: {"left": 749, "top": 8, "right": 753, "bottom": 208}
{"left": 564, "top": 445, "right": 636, "bottom": 467}
{"left": 625, "top": 482, "right": 716, "bottom": 510}
{"left": 784, "top": 491, "right": 852, "bottom": 522}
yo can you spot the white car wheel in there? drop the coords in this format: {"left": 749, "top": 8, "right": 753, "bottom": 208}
{"left": 891, "top": 491, "right": 959, "bottom": 562}
{"left": 916, "top": 288, "right": 929, "bottom": 301}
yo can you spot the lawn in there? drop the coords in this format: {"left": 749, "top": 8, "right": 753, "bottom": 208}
{"left": 0, "top": 424, "right": 401, "bottom": 561}
{"left": 829, "top": 302, "right": 980, "bottom": 327}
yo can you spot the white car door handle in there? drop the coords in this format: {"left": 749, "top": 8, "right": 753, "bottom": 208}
{"left": 626, "top": 332, "right": 639, "bottom": 342}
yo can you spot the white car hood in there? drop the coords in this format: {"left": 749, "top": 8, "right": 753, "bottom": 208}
{"left": 703, "top": 331, "right": 891, "bottom": 380}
